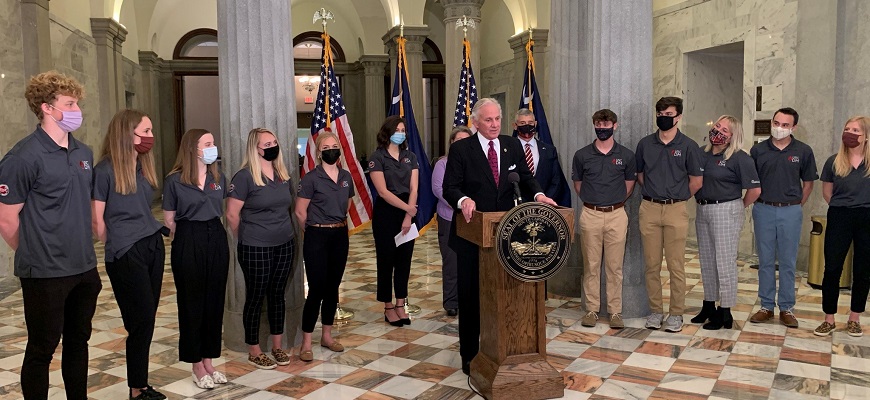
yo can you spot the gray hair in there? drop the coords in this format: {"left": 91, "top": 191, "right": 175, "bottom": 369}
{"left": 471, "top": 98, "right": 502, "bottom": 121}
{"left": 515, "top": 108, "right": 534, "bottom": 122}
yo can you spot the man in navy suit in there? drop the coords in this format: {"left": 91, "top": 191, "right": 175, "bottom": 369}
{"left": 443, "top": 98, "right": 557, "bottom": 375}
{"left": 514, "top": 109, "right": 565, "bottom": 202}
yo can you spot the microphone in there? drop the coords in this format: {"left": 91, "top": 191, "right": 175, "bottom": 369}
{"left": 508, "top": 172, "right": 523, "bottom": 206}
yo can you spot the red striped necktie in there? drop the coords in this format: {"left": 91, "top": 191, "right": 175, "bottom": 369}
{"left": 488, "top": 141, "right": 499, "bottom": 186}
{"left": 525, "top": 143, "right": 535, "bottom": 176}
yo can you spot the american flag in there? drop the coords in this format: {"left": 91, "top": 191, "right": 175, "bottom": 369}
{"left": 303, "top": 32, "right": 373, "bottom": 233}
{"left": 452, "top": 38, "right": 478, "bottom": 127}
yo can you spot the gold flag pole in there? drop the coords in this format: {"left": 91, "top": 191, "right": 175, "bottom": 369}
{"left": 315, "top": 7, "right": 354, "bottom": 322}
{"left": 455, "top": 15, "right": 477, "bottom": 120}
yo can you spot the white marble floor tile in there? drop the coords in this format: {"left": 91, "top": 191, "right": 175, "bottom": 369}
{"left": 678, "top": 347, "right": 730, "bottom": 365}
{"left": 372, "top": 375, "right": 436, "bottom": 399}
{"left": 412, "top": 333, "right": 458, "bottom": 349}
{"left": 241, "top": 390, "right": 297, "bottom": 400}
{"left": 644, "top": 330, "right": 693, "bottom": 346}
{"left": 593, "top": 379, "right": 655, "bottom": 400}
{"left": 731, "top": 341, "right": 782, "bottom": 358}
{"left": 784, "top": 336, "right": 833, "bottom": 353}
{"left": 299, "top": 363, "right": 358, "bottom": 382}
{"left": 160, "top": 377, "right": 212, "bottom": 397}
{"left": 424, "top": 349, "right": 462, "bottom": 369}
{"left": 658, "top": 372, "right": 717, "bottom": 395}
{"left": 547, "top": 340, "right": 590, "bottom": 358}
{"left": 718, "top": 365, "right": 776, "bottom": 388}
{"left": 87, "top": 381, "right": 132, "bottom": 400}
{"left": 439, "top": 369, "right": 472, "bottom": 389}
{"left": 776, "top": 359, "right": 831, "bottom": 381}
{"left": 832, "top": 354, "right": 870, "bottom": 373}
{"left": 622, "top": 352, "right": 677, "bottom": 372}
{"left": 363, "top": 355, "right": 419, "bottom": 375}
{"left": 231, "top": 370, "right": 294, "bottom": 390}
{"left": 741, "top": 321, "right": 788, "bottom": 336}
{"left": 563, "top": 358, "right": 619, "bottom": 378}
{"left": 592, "top": 335, "right": 642, "bottom": 352}
{"left": 354, "top": 338, "right": 408, "bottom": 354}
{"left": 403, "top": 319, "right": 447, "bottom": 333}
{"left": 301, "top": 383, "right": 367, "bottom": 400}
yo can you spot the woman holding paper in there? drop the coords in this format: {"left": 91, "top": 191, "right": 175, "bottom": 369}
{"left": 369, "top": 115, "right": 419, "bottom": 326}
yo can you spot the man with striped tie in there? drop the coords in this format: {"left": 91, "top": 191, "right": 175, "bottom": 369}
{"left": 514, "top": 109, "right": 565, "bottom": 202}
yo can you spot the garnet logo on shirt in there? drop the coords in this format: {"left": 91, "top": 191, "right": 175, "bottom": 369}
{"left": 671, "top": 149, "right": 682, "bottom": 157}
{"left": 788, "top": 156, "right": 800, "bottom": 163}
{"left": 0, "top": 184, "right": 8, "bottom": 197}
{"left": 228, "top": 184, "right": 235, "bottom": 193}
{"left": 341, "top": 180, "right": 349, "bottom": 188}
{"left": 368, "top": 161, "right": 375, "bottom": 169}
{"left": 79, "top": 160, "right": 90, "bottom": 170}
{"left": 403, "top": 157, "right": 411, "bottom": 164}
{"left": 210, "top": 182, "right": 221, "bottom": 191}
{"left": 611, "top": 158, "right": 623, "bottom": 166}
{"left": 718, "top": 160, "right": 727, "bottom": 167}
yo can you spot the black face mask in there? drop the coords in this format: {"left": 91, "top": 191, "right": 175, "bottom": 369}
{"left": 656, "top": 115, "right": 678, "bottom": 131}
{"left": 516, "top": 124, "right": 536, "bottom": 138}
{"left": 595, "top": 127, "right": 614, "bottom": 141}
{"left": 321, "top": 149, "right": 341, "bottom": 165}
{"left": 261, "top": 145, "right": 280, "bottom": 161}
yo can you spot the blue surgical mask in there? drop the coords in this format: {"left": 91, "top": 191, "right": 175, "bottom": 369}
{"left": 390, "top": 132, "right": 406, "bottom": 145}
{"left": 200, "top": 146, "right": 218, "bottom": 165}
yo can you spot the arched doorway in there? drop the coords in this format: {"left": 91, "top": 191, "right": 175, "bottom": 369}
{"left": 172, "top": 29, "right": 219, "bottom": 148}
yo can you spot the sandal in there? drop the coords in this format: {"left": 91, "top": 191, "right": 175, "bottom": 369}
{"left": 395, "top": 301, "right": 411, "bottom": 325}
{"left": 384, "top": 306, "right": 403, "bottom": 327}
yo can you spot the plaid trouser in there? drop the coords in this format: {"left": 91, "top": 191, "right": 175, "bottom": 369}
{"left": 695, "top": 199, "right": 744, "bottom": 308}
{"left": 237, "top": 239, "right": 296, "bottom": 345}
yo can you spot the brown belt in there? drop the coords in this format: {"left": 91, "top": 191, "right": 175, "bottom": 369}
{"left": 642, "top": 196, "right": 686, "bottom": 205}
{"left": 757, "top": 200, "right": 801, "bottom": 207}
{"left": 583, "top": 202, "right": 625, "bottom": 212}
{"left": 311, "top": 221, "right": 348, "bottom": 228}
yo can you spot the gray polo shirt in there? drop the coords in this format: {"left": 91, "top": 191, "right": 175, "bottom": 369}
{"left": 93, "top": 160, "right": 163, "bottom": 262}
{"left": 163, "top": 172, "right": 227, "bottom": 221}
{"left": 750, "top": 137, "right": 818, "bottom": 203}
{"left": 298, "top": 165, "right": 354, "bottom": 226}
{"left": 571, "top": 141, "right": 637, "bottom": 206}
{"left": 0, "top": 126, "right": 97, "bottom": 278}
{"left": 821, "top": 156, "right": 870, "bottom": 208}
{"left": 695, "top": 148, "right": 760, "bottom": 202}
{"left": 228, "top": 168, "right": 295, "bottom": 246}
{"left": 367, "top": 147, "right": 418, "bottom": 196}
{"left": 635, "top": 129, "right": 704, "bottom": 200}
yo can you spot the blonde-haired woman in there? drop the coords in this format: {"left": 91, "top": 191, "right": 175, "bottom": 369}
{"left": 815, "top": 116, "right": 870, "bottom": 337}
{"left": 92, "top": 109, "right": 167, "bottom": 400}
{"left": 690, "top": 115, "right": 760, "bottom": 330}
{"left": 163, "top": 129, "right": 229, "bottom": 388}
{"left": 226, "top": 128, "right": 296, "bottom": 369}
{"left": 295, "top": 132, "right": 352, "bottom": 361}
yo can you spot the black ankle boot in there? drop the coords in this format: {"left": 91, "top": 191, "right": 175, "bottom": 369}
{"left": 703, "top": 307, "right": 734, "bottom": 330}
{"left": 721, "top": 307, "right": 733, "bottom": 329}
{"left": 691, "top": 300, "right": 716, "bottom": 324}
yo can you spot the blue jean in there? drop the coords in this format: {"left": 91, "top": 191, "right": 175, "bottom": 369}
{"left": 752, "top": 203, "right": 803, "bottom": 311}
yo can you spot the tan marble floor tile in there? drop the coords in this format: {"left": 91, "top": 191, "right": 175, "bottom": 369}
{"left": 380, "top": 328, "right": 428, "bottom": 343}
{"left": 265, "top": 375, "right": 328, "bottom": 398}
{"left": 399, "top": 362, "right": 456, "bottom": 383}
{"left": 738, "top": 331, "right": 786, "bottom": 346}
{"left": 725, "top": 353, "right": 780, "bottom": 373}
{"left": 579, "top": 347, "right": 632, "bottom": 364}
{"left": 686, "top": 336, "right": 736, "bottom": 352}
{"left": 552, "top": 330, "right": 601, "bottom": 345}
{"left": 275, "top": 358, "right": 324, "bottom": 374}
{"left": 334, "top": 368, "right": 394, "bottom": 390}
{"left": 355, "top": 391, "right": 402, "bottom": 400}
{"left": 710, "top": 380, "right": 770, "bottom": 400}
{"left": 413, "top": 384, "right": 475, "bottom": 400}
{"left": 780, "top": 346, "right": 832, "bottom": 366}
{"left": 647, "top": 387, "right": 708, "bottom": 400}
{"left": 328, "top": 349, "right": 381, "bottom": 368}
{"left": 545, "top": 353, "right": 576, "bottom": 372}
{"left": 772, "top": 373, "right": 830, "bottom": 397}
{"left": 635, "top": 341, "right": 683, "bottom": 358}
{"left": 668, "top": 359, "right": 723, "bottom": 379}
{"left": 561, "top": 371, "right": 604, "bottom": 393}
{"left": 609, "top": 365, "right": 667, "bottom": 386}
{"left": 388, "top": 343, "right": 442, "bottom": 361}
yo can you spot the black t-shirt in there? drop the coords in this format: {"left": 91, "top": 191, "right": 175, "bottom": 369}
{"left": 821, "top": 155, "right": 870, "bottom": 208}
{"left": 695, "top": 148, "right": 760, "bottom": 202}
{"left": 367, "top": 147, "right": 418, "bottom": 196}
{"left": 298, "top": 165, "right": 354, "bottom": 226}
{"left": 571, "top": 142, "right": 637, "bottom": 206}
{"left": 750, "top": 137, "right": 818, "bottom": 203}
{"left": 0, "top": 126, "right": 97, "bottom": 278}
{"left": 93, "top": 160, "right": 163, "bottom": 262}
{"left": 635, "top": 130, "right": 704, "bottom": 200}
{"left": 162, "top": 171, "right": 227, "bottom": 221}
{"left": 229, "top": 168, "right": 294, "bottom": 246}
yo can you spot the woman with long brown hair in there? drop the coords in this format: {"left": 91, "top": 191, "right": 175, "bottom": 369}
{"left": 815, "top": 116, "right": 870, "bottom": 337}
{"left": 226, "top": 128, "right": 296, "bottom": 370}
{"left": 91, "top": 109, "right": 166, "bottom": 400}
{"left": 163, "top": 129, "right": 229, "bottom": 388}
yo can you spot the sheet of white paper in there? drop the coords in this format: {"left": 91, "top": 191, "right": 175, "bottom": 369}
{"left": 394, "top": 223, "right": 419, "bottom": 246}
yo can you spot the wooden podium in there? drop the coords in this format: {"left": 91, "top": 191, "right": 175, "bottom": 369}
{"left": 456, "top": 208, "right": 573, "bottom": 400}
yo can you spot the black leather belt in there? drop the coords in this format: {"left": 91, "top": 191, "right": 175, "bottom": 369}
{"left": 642, "top": 196, "right": 686, "bottom": 205}
{"left": 583, "top": 202, "right": 625, "bottom": 212}
{"left": 696, "top": 198, "right": 740, "bottom": 205}
{"left": 757, "top": 200, "right": 801, "bottom": 207}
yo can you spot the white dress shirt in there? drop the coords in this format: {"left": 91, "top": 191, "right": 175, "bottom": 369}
{"left": 519, "top": 136, "right": 539, "bottom": 173}
{"left": 456, "top": 134, "right": 544, "bottom": 208}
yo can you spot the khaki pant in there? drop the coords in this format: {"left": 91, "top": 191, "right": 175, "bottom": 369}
{"left": 639, "top": 200, "right": 688, "bottom": 315}
{"left": 580, "top": 207, "right": 628, "bottom": 314}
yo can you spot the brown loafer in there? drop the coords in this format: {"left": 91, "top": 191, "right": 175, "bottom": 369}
{"left": 779, "top": 310, "right": 799, "bottom": 328}
{"left": 750, "top": 308, "right": 774, "bottom": 323}
{"left": 299, "top": 350, "right": 314, "bottom": 362}
{"left": 321, "top": 341, "right": 345, "bottom": 352}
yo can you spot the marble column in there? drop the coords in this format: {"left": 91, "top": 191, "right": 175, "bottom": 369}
{"left": 138, "top": 51, "right": 166, "bottom": 182}
{"left": 217, "top": 0, "right": 302, "bottom": 352}
{"left": 156, "top": 62, "right": 177, "bottom": 180}
{"left": 19, "top": 0, "right": 52, "bottom": 77}
{"left": 441, "top": 0, "right": 483, "bottom": 136}
{"left": 360, "top": 54, "right": 389, "bottom": 155}
{"left": 508, "top": 29, "right": 549, "bottom": 117}
{"left": 383, "top": 26, "right": 428, "bottom": 121}
{"left": 549, "top": 0, "right": 653, "bottom": 318}
{"left": 90, "top": 18, "right": 127, "bottom": 129}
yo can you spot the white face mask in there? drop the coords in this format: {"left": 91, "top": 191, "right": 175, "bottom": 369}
{"left": 771, "top": 126, "right": 791, "bottom": 140}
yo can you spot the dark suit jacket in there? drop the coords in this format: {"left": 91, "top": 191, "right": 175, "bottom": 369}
{"left": 532, "top": 139, "right": 563, "bottom": 200}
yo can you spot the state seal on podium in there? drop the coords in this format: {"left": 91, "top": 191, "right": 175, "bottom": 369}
{"left": 495, "top": 203, "right": 571, "bottom": 282}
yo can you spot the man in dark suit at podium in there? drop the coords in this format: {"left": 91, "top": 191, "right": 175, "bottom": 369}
{"left": 443, "top": 98, "right": 557, "bottom": 375}
{"left": 514, "top": 108, "right": 566, "bottom": 204}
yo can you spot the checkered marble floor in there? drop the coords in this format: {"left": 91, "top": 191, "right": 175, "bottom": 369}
{"left": 0, "top": 222, "right": 869, "bottom": 400}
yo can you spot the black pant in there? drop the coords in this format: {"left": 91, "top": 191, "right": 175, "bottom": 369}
{"left": 452, "top": 232, "right": 480, "bottom": 364}
{"left": 302, "top": 226, "right": 349, "bottom": 332}
{"left": 372, "top": 196, "right": 415, "bottom": 303}
{"left": 823, "top": 206, "right": 870, "bottom": 314}
{"left": 105, "top": 232, "right": 165, "bottom": 389}
{"left": 238, "top": 239, "right": 296, "bottom": 345}
{"left": 171, "top": 219, "right": 230, "bottom": 363}
{"left": 20, "top": 268, "right": 101, "bottom": 400}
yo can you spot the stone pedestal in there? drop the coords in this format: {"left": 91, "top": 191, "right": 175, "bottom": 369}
{"left": 217, "top": 0, "right": 303, "bottom": 352}
{"left": 549, "top": 0, "right": 653, "bottom": 318}
{"left": 20, "top": 0, "right": 52, "bottom": 77}
{"left": 508, "top": 29, "right": 549, "bottom": 115}
{"left": 360, "top": 54, "right": 389, "bottom": 155}
{"left": 441, "top": 0, "right": 483, "bottom": 136}
{"left": 90, "top": 18, "right": 127, "bottom": 130}
{"left": 383, "top": 26, "right": 429, "bottom": 120}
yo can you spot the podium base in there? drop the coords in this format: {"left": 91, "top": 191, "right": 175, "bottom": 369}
{"left": 470, "top": 352, "right": 564, "bottom": 400}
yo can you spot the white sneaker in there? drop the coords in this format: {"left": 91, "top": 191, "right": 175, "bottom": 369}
{"left": 645, "top": 313, "right": 664, "bottom": 330}
{"left": 664, "top": 315, "right": 684, "bottom": 332}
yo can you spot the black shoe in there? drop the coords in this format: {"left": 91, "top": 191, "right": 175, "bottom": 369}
{"left": 130, "top": 387, "right": 166, "bottom": 400}
{"left": 446, "top": 308, "right": 458, "bottom": 317}
{"left": 703, "top": 307, "right": 734, "bottom": 330}
{"left": 384, "top": 306, "right": 404, "bottom": 327}
{"left": 462, "top": 360, "right": 471, "bottom": 375}
{"left": 691, "top": 300, "right": 716, "bottom": 324}
{"left": 396, "top": 303, "right": 411, "bottom": 325}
